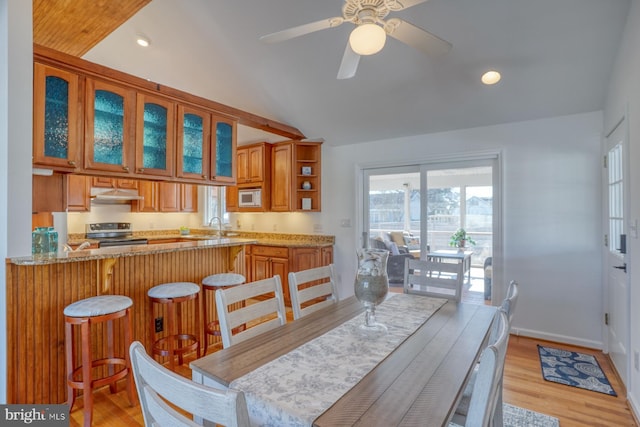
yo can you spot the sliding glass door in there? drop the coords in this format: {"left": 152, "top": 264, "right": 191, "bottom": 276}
{"left": 363, "top": 160, "right": 495, "bottom": 303}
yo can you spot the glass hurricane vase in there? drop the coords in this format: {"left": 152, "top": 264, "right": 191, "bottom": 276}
{"left": 354, "top": 248, "right": 389, "bottom": 332}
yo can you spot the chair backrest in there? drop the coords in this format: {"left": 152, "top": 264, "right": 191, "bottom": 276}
{"left": 129, "top": 341, "right": 250, "bottom": 427}
{"left": 288, "top": 264, "right": 339, "bottom": 320}
{"left": 403, "top": 257, "right": 464, "bottom": 302}
{"left": 502, "top": 280, "right": 519, "bottom": 323}
{"left": 465, "top": 310, "right": 510, "bottom": 427}
{"left": 215, "top": 275, "right": 287, "bottom": 348}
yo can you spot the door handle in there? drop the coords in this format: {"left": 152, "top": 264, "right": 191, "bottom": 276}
{"left": 614, "top": 264, "right": 627, "bottom": 273}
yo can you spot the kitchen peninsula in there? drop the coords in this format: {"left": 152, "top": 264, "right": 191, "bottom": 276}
{"left": 6, "top": 231, "right": 334, "bottom": 404}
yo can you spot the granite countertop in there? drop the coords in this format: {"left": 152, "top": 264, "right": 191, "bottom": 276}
{"left": 10, "top": 237, "right": 257, "bottom": 265}
{"left": 12, "top": 230, "right": 335, "bottom": 265}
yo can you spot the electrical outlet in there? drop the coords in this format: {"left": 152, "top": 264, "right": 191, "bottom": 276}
{"left": 155, "top": 317, "right": 163, "bottom": 333}
{"left": 635, "top": 351, "right": 639, "bottom": 371}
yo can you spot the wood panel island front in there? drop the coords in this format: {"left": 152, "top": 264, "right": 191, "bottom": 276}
{"left": 5, "top": 238, "right": 255, "bottom": 405}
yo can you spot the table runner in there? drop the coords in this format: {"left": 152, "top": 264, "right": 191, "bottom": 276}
{"left": 230, "top": 293, "right": 448, "bottom": 427}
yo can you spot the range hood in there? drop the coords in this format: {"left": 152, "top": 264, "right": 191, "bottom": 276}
{"left": 91, "top": 188, "right": 143, "bottom": 203}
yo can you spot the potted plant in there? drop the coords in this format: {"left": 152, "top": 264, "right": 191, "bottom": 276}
{"left": 449, "top": 228, "right": 476, "bottom": 248}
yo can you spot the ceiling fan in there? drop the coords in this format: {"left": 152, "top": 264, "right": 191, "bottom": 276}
{"left": 260, "top": 0, "right": 452, "bottom": 79}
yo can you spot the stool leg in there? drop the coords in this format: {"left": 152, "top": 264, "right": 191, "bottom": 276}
{"left": 167, "top": 300, "right": 176, "bottom": 370}
{"left": 80, "top": 319, "right": 93, "bottom": 427}
{"left": 176, "top": 301, "right": 184, "bottom": 365}
{"left": 124, "top": 307, "right": 136, "bottom": 406}
{"left": 149, "top": 297, "right": 157, "bottom": 363}
{"left": 65, "top": 319, "right": 76, "bottom": 411}
{"left": 196, "top": 291, "right": 202, "bottom": 358}
{"left": 107, "top": 319, "right": 117, "bottom": 394}
{"left": 202, "top": 288, "right": 209, "bottom": 356}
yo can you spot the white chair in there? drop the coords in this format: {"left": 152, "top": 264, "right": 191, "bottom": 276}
{"left": 215, "top": 275, "right": 287, "bottom": 348}
{"left": 450, "top": 309, "right": 510, "bottom": 427}
{"left": 502, "top": 280, "right": 519, "bottom": 323}
{"left": 288, "top": 264, "right": 339, "bottom": 320}
{"left": 129, "top": 341, "right": 250, "bottom": 427}
{"left": 403, "top": 257, "right": 464, "bottom": 302}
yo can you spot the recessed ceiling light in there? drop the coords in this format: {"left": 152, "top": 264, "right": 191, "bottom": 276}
{"left": 136, "top": 34, "right": 150, "bottom": 47}
{"left": 481, "top": 70, "right": 501, "bottom": 85}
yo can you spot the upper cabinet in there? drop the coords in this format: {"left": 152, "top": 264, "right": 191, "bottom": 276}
{"left": 211, "top": 115, "right": 237, "bottom": 184}
{"left": 84, "top": 78, "right": 136, "bottom": 175}
{"left": 176, "top": 105, "right": 211, "bottom": 181}
{"left": 271, "top": 140, "right": 322, "bottom": 212}
{"left": 236, "top": 142, "right": 270, "bottom": 185}
{"left": 33, "top": 63, "right": 82, "bottom": 171}
{"left": 176, "top": 106, "right": 237, "bottom": 184}
{"left": 135, "top": 93, "right": 176, "bottom": 177}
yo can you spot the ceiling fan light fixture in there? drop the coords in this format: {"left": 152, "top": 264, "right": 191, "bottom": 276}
{"left": 349, "top": 23, "right": 386, "bottom": 56}
{"left": 481, "top": 70, "right": 501, "bottom": 85}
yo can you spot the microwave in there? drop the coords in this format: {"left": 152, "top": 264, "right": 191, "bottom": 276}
{"left": 238, "top": 188, "right": 262, "bottom": 207}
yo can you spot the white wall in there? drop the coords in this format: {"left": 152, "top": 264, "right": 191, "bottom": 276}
{"left": 604, "top": 0, "right": 640, "bottom": 414}
{"left": 322, "top": 112, "right": 604, "bottom": 349}
{"left": 1, "top": 0, "right": 33, "bottom": 403}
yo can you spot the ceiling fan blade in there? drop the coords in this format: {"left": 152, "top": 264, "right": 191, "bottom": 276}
{"left": 385, "top": 18, "right": 452, "bottom": 57}
{"left": 337, "top": 42, "right": 361, "bottom": 80}
{"left": 385, "top": 0, "right": 430, "bottom": 11}
{"left": 260, "top": 17, "right": 344, "bottom": 44}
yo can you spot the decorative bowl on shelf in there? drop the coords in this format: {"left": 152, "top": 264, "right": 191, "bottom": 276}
{"left": 179, "top": 227, "right": 190, "bottom": 236}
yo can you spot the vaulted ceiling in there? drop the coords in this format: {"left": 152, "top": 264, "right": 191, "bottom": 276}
{"left": 34, "top": 0, "right": 631, "bottom": 146}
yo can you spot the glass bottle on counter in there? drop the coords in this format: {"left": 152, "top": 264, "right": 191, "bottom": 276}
{"left": 47, "top": 227, "right": 58, "bottom": 255}
{"left": 32, "top": 227, "right": 50, "bottom": 257}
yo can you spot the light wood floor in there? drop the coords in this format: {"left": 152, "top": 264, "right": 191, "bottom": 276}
{"left": 68, "top": 334, "right": 638, "bottom": 426}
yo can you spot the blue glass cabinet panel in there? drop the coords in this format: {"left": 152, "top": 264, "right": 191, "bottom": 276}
{"left": 44, "top": 76, "right": 69, "bottom": 159}
{"left": 142, "top": 102, "right": 168, "bottom": 170}
{"left": 93, "top": 89, "right": 125, "bottom": 165}
{"left": 215, "top": 121, "right": 234, "bottom": 178}
{"left": 182, "top": 112, "right": 205, "bottom": 175}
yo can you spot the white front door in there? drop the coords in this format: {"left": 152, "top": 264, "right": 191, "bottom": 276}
{"left": 605, "top": 119, "right": 629, "bottom": 385}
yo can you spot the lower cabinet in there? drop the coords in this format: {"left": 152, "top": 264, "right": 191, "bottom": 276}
{"left": 247, "top": 244, "right": 334, "bottom": 306}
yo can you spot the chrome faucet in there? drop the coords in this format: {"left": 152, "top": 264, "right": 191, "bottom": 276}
{"left": 208, "top": 216, "right": 223, "bottom": 238}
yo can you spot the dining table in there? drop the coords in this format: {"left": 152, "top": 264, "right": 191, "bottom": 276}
{"left": 190, "top": 293, "right": 496, "bottom": 427}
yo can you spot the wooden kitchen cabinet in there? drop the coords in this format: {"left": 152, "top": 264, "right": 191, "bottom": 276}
{"left": 271, "top": 140, "right": 322, "bottom": 212}
{"left": 134, "top": 180, "right": 159, "bottom": 212}
{"left": 176, "top": 105, "right": 237, "bottom": 185}
{"left": 135, "top": 92, "right": 176, "bottom": 178}
{"left": 32, "top": 173, "right": 66, "bottom": 213}
{"left": 33, "top": 63, "right": 82, "bottom": 172}
{"left": 181, "top": 184, "right": 198, "bottom": 212}
{"left": 237, "top": 142, "right": 270, "bottom": 184}
{"left": 66, "top": 174, "right": 91, "bottom": 212}
{"left": 143, "top": 181, "right": 198, "bottom": 213}
{"left": 248, "top": 245, "right": 291, "bottom": 304}
{"left": 247, "top": 244, "right": 334, "bottom": 305}
{"left": 91, "top": 176, "right": 138, "bottom": 189}
{"left": 84, "top": 77, "right": 136, "bottom": 175}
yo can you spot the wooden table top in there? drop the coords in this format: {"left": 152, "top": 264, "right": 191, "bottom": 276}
{"left": 190, "top": 296, "right": 496, "bottom": 427}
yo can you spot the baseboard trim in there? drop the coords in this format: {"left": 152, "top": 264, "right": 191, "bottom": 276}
{"left": 628, "top": 395, "right": 640, "bottom": 426}
{"left": 511, "top": 327, "right": 603, "bottom": 350}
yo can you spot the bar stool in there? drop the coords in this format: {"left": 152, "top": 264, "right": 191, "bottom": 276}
{"left": 64, "top": 295, "right": 135, "bottom": 427}
{"left": 148, "top": 282, "right": 201, "bottom": 370}
{"left": 202, "top": 273, "right": 246, "bottom": 355}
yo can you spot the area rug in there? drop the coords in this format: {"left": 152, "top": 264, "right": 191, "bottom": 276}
{"left": 504, "top": 403, "right": 560, "bottom": 427}
{"left": 537, "top": 345, "right": 617, "bottom": 396}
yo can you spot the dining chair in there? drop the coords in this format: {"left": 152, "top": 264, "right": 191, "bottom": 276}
{"left": 449, "top": 309, "right": 510, "bottom": 427}
{"left": 288, "top": 264, "right": 339, "bottom": 320}
{"left": 502, "top": 280, "right": 519, "bottom": 323}
{"left": 215, "top": 275, "right": 287, "bottom": 348}
{"left": 129, "top": 341, "right": 250, "bottom": 427}
{"left": 403, "top": 257, "right": 464, "bottom": 302}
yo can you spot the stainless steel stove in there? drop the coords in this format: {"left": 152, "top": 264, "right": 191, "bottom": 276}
{"left": 85, "top": 222, "right": 148, "bottom": 248}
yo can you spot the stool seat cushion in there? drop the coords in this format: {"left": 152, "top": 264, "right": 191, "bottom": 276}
{"left": 202, "top": 273, "right": 246, "bottom": 288}
{"left": 64, "top": 295, "right": 133, "bottom": 317}
{"left": 148, "top": 282, "right": 200, "bottom": 299}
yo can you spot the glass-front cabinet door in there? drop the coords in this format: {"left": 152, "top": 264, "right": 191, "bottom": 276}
{"left": 211, "top": 114, "right": 237, "bottom": 184}
{"left": 33, "top": 63, "right": 81, "bottom": 170}
{"left": 176, "top": 105, "right": 211, "bottom": 181}
{"left": 135, "top": 93, "right": 175, "bottom": 177}
{"left": 84, "top": 78, "right": 135, "bottom": 174}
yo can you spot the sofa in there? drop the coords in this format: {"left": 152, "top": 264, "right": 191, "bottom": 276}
{"left": 369, "top": 237, "right": 415, "bottom": 284}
